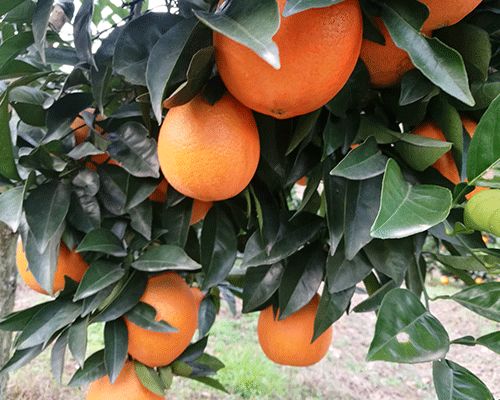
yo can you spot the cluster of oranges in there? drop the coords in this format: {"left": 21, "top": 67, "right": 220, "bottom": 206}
{"left": 15, "top": 0, "right": 485, "bottom": 397}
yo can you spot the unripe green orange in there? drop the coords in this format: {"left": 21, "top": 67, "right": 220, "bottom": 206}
{"left": 464, "top": 189, "right": 500, "bottom": 236}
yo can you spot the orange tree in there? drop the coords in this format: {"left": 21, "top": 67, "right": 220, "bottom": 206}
{"left": 0, "top": 0, "right": 499, "bottom": 398}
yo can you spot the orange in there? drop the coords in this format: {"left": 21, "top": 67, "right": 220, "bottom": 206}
{"left": 86, "top": 361, "right": 163, "bottom": 400}
{"left": 125, "top": 272, "right": 198, "bottom": 367}
{"left": 157, "top": 94, "right": 260, "bottom": 202}
{"left": 413, "top": 117, "right": 485, "bottom": 198}
{"left": 296, "top": 177, "right": 307, "bottom": 187}
{"left": 71, "top": 108, "right": 103, "bottom": 145}
{"left": 440, "top": 276, "right": 449, "bottom": 285}
{"left": 257, "top": 294, "right": 332, "bottom": 367}
{"left": 149, "top": 179, "right": 213, "bottom": 225}
{"left": 214, "top": 0, "right": 363, "bottom": 119}
{"left": 474, "top": 277, "right": 484, "bottom": 285}
{"left": 420, "top": 0, "right": 482, "bottom": 30}
{"left": 16, "top": 242, "right": 88, "bottom": 295}
{"left": 360, "top": 18, "right": 418, "bottom": 88}
{"left": 191, "top": 287, "right": 205, "bottom": 311}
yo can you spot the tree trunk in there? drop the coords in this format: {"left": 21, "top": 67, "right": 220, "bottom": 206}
{"left": 0, "top": 223, "right": 17, "bottom": 398}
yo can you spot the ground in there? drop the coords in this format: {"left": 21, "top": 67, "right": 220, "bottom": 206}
{"left": 6, "top": 280, "right": 499, "bottom": 400}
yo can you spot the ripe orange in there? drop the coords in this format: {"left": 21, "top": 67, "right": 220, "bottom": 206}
{"left": 413, "top": 117, "right": 485, "bottom": 198}
{"left": 190, "top": 286, "right": 205, "bottom": 311}
{"left": 71, "top": 108, "right": 103, "bottom": 145}
{"left": 214, "top": 0, "right": 363, "bottom": 119}
{"left": 257, "top": 294, "right": 332, "bottom": 367}
{"left": 360, "top": 18, "right": 418, "bottom": 88}
{"left": 474, "top": 277, "right": 484, "bottom": 285}
{"left": 157, "top": 94, "right": 260, "bottom": 202}
{"left": 16, "top": 242, "right": 88, "bottom": 295}
{"left": 125, "top": 272, "right": 198, "bottom": 367}
{"left": 296, "top": 177, "right": 307, "bottom": 187}
{"left": 440, "top": 275, "right": 449, "bottom": 285}
{"left": 149, "top": 179, "right": 213, "bottom": 225}
{"left": 86, "top": 361, "right": 163, "bottom": 400}
{"left": 420, "top": 0, "right": 482, "bottom": 30}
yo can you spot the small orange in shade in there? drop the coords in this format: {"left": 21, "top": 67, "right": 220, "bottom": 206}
{"left": 413, "top": 117, "right": 485, "bottom": 198}
{"left": 16, "top": 242, "right": 88, "bottom": 295}
{"left": 71, "top": 108, "right": 103, "bottom": 145}
{"left": 214, "top": 0, "right": 362, "bottom": 119}
{"left": 86, "top": 361, "right": 163, "bottom": 400}
{"left": 296, "top": 177, "right": 307, "bottom": 186}
{"left": 360, "top": 18, "right": 419, "bottom": 88}
{"left": 258, "top": 294, "right": 332, "bottom": 367}
{"left": 149, "top": 179, "right": 213, "bottom": 224}
{"left": 125, "top": 272, "right": 198, "bottom": 367}
{"left": 419, "top": 0, "right": 482, "bottom": 31}
{"left": 157, "top": 94, "right": 260, "bottom": 202}
{"left": 440, "top": 275, "right": 449, "bottom": 285}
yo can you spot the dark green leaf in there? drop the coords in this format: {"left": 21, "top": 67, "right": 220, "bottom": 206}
{"left": 134, "top": 362, "right": 166, "bottom": 396}
{"left": 286, "top": 110, "right": 321, "bottom": 155}
{"left": 194, "top": 0, "right": 280, "bottom": 68}
{"left": 323, "top": 163, "right": 346, "bottom": 255}
{"left": 399, "top": 69, "right": 438, "bottom": 106}
{"left": 104, "top": 319, "right": 128, "bottom": 384}
{"left": 74, "top": 261, "right": 125, "bottom": 301}
{"left": 326, "top": 247, "right": 372, "bottom": 293}
{"left": 450, "top": 282, "right": 500, "bottom": 322}
{"left": 0, "top": 303, "right": 46, "bottom": 331}
{"left": 51, "top": 331, "right": 68, "bottom": 383}
{"left": 353, "top": 279, "right": 398, "bottom": 313}
{"left": 278, "top": 244, "right": 325, "bottom": 319}
{"left": 0, "top": 345, "right": 44, "bottom": 375}
{"left": 476, "top": 331, "right": 500, "bottom": 355}
{"left": 68, "top": 350, "right": 106, "bottom": 387}
{"left": 32, "top": 0, "right": 53, "bottom": 63}
{"left": 0, "top": 97, "right": 19, "bottom": 180}
{"left": 0, "top": 31, "right": 34, "bottom": 71}
{"left": 313, "top": 286, "right": 354, "bottom": 341}
{"left": 367, "top": 288, "right": 449, "bottom": 363}
{"left": 132, "top": 245, "right": 201, "bottom": 272}
{"left": 125, "top": 302, "right": 177, "bottom": 333}
{"left": 0, "top": 185, "right": 24, "bottom": 232}
{"left": 201, "top": 206, "right": 237, "bottom": 289}
{"left": 433, "top": 359, "right": 493, "bottom": 400}
{"left": 283, "top": 0, "right": 343, "bottom": 16}
{"left": 242, "top": 263, "right": 284, "bottom": 313}
{"left": 364, "top": 238, "right": 413, "bottom": 283}
{"left": 68, "top": 317, "right": 88, "bottom": 368}
{"left": 76, "top": 228, "right": 126, "bottom": 257}
{"left": 73, "top": 0, "right": 96, "bottom": 67}
{"left": 371, "top": 159, "right": 452, "bottom": 239}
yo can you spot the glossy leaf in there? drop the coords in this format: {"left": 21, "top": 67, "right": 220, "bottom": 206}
{"left": 194, "top": 0, "right": 280, "bottom": 68}
{"left": 125, "top": 302, "right": 177, "bottom": 333}
{"left": 450, "top": 282, "right": 500, "bottom": 322}
{"left": 283, "top": 0, "right": 343, "bottom": 16}
{"left": 367, "top": 289, "right": 449, "bottom": 363}
{"left": 0, "top": 96, "right": 19, "bottom": 180}
{"left": 0, "top": 345, "right": 44, "bottom": 375}
{"left": 73, "top": 0, "right": 96, "bottom": 67}
{"left": 433, "top": 359, "right": 493, "bottom": 400}
{"left": 68, "top": 317, "right": 88, "bottom": 368}
{"left": 330, "top": 137, "right": 387, "bottom": 180}
{"left": 0, "top": 31, "right": 33, "bottom": 71}
{"left": 0, "top": 185, "right": 24, "bottom": 232}
{"left": 399, "top": 69, "right": 437, "bottom": 106}
{"left": 76, "top": 228, "right": 126, "bottom": 257}
{"left": 326, "top": 248, "right": 372, "bottom": 293}
{"left": 364, "top": 238, "right": 413, "bottom": 283}
{"left": 50, "top": 331, "right": 68, "bottom": 383}
{"left": 242, "top": 263, "right": 284, "bottom": 313}
{"left": 104, "top": 319, "right": 128, "bottom": 383}
{"left": 32, "top": 0, "right": 53, "bottom": 63}
{"left": 135, "top": 362, "right": 166, "bottom": 396}
{"left": 371, "top": 159, "right": 452, "bottom": 239}
{"left": 132, "top": 245, "right": 201, "bottom": 272}
{"left": 68, "top": 350, "right": 106, "bottom": 387}
{"left": 74, "top": 261, "right": 125, "bottom": 301}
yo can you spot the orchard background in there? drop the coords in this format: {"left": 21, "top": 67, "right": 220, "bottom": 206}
{"left": 0, "top": 0, "right": 499, "bottom": 399}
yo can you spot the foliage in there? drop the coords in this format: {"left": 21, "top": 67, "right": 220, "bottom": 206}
{"left": 0, "top": 0, "right": 499, "bottom": 398}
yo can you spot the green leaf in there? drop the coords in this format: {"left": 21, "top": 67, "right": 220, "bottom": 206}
{"left": 476, "top": 331, "right": 500, "bottom": 355}
{"left": 16, "top": 299, "right": 82, "bottom": 350}
{"left": 364, "top": 238, "right": 414, "bottom": 283}
{"left": 395, "top": 133, "right": 453, "bottom": 172}
{"left": 353, "top": 279, "right": 398, "bottom": 313}
{"left": 283, "top": 0, "right": 343, "bottom": 16}
{"left": 189, "top": 376, "right": 228, "bottom": 393}
{"left": 134, "top": 362, "right": 166, "bottom": 396}
{"left": 450, "top": 282, "right": 500, "bottom": 322}
{"left": 74, "top": 261, "right": 125, "bottom": 301}
{"left": 68, "top": 350, "right": 106, "bottom": 387}
{"left": 24, "top": 181, "right": 71, "bottom": 252}
{"left": 0, "top": 185, "right": 24, "bottom": 232}
{"left": 73, "top": 0, "right": 96, "bottom": 68}
{"left": 436, "top": 23, "right": 491, "bottom": 83}
{"left": 194, "top": 0, "right": 280, "bottom": 68}
{"left": 399, "top": 69, "right": 437, "bottom": 106}
{"left": 367, "top": 288, "right": 449, "bottom": 363}
{"left": 125, "top": 302, "right": 177, "bottom": 333}
{"left": 113, "top": 12, "right": 180, "bottom": 86}
{"left": 330, "top": 137, "right": 387, "bottom": 180}
{"left": 434, "top": 253, "right": 500, "bottom": 273}
{"left": 97, "top": 165, "right": 129, "bottom": 216}
{"left": 132, "top": 245, "right": 201, "bottom": 272}
{"left": 326, "top": 247, "right": 372, "bottom": 293}
{"left": 0, "top": 31, "right": 33, "bottom": 71}
{"left": 104, "top": 319, "right": 128, "bottom": 384}
{"left": 381, "top": 3, "right": 474, "bottom": 106}
{"left": 286, "top": 110, "right": 321, "bottom": 155}
{"left": 32, "top": 0, "right": 53, "bottom": 63}
{"left": 323, "top": 163, "right": 345, "bottom": 255}
{"left": 201, "top": 206, "right": 237, "bottom": 289}
{"left": 0, "top": 345, "right": 44, "bottom": 376}
{"left": 313, "top": 286, "right": 355, "bottom": 341}
{"left": 242, "top": 213, "right": 323, "bottom": 267}
{"left": 162, "top": 46, "right": 215, "bottom": 109}
{"left": 160, "top": 196, "right": 192, "bottom": 247}
{"left": 146, "top": 19, "right": 209, "bottom": 123}
{"left": 0, "top": 0, "right": 26, "bottom": 15}
{"left": 0, "top": 303, "right": 46, "bottom": 331}
{"left": 0, "top": 96, "right": 19, "bottom": 180}
{"left": 76, "top": 228, "right": 126, "bottom": 257}
{"left": 68, "top": 317, "right": 88, "bottom": 368}
{"left": 371, "top": 159, "right": 452, "bottom": 239}
{"left": 242, "top": 263, "right": 284, "bottom": 313}
{"left": 467, "top": 95, "right": 500, "bottom": 183}
{"left": 278, "top": 244, "right": 325, "bottom": 319}
{"left": 107, "top": 122, "right": 160, "bottom": 178}
{"left": 51, "top": 331, "right": 68, "bottom": 383}
{"left": 129, "top": 201, "right": 152, "bottom": 240}
{"left": 433, "top": 359, "right": 493, "bottom": 400}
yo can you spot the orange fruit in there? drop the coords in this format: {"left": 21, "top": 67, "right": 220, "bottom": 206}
{"left": 214, "top": 0, "right": 363, "bottom": 119}
{"left": 149, "top": 179, "right": 213, "bottom": 225}
{"left": 257, "top": 294, "right": 332, "bottom": 367}
{"left": 474, "top": 277, "right": 484, "bottom": 285}
{"left": 157, "top": 94, "right": 260, "bottom": 202}
{"left": 296, "top": 177, "right": 307, "bottom": 186}
{"left": 413, "top": 117, "right": 485, "bottom": 198}
{"left": 190, "top": 287, "right": 205, "bottom": 311}
{"left": 360, "top": 18, "right": 417, "bottom": 88}
{"left": 16, "top": 242, "right": 88, "bottom": 295}
{"left": 125, "top": 272, "right": 198, "bottom": 367}
{"left": 71, "top": 108, "right": 103, "bottom": 145}
{"left": 440, "top": 275, "right": 449, "bottom": 285}
{"left": 86, "top": 361, "right": 163, "bottom": 400}
{"left": 420, "top": 0, "right": 482, "bottom": 31}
